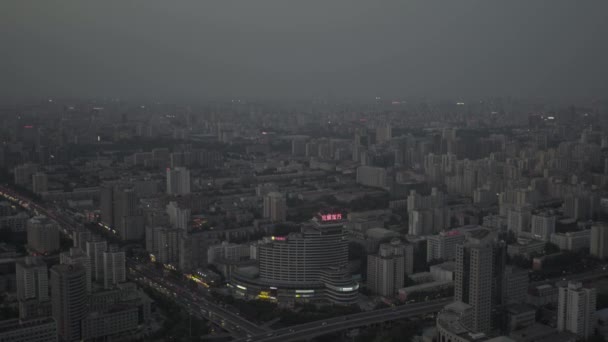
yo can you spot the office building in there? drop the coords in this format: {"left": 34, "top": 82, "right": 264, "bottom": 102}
{"left": 103, "top": 248, "right": 126, "bottom": 289}
{"left": 16, "top": 256, "right": 48, "bottom": 302}
{"left": 557, "top": 281, "right": 596, "bottom": 339}
{"left": 166, "top": 201, "right": 191, "bottom": 230}
{"left": 32, "top": 172, "right": 48, "bottom": 194}
{"left": 0, "top": 317, "right": 58, "bottom": 342}
{"left": 51, "top": 264, "right": 87, "bottom": 342}
{"left": 166, "top": 167, "right": 191, "bottom": 195}
{"left": 26, "top": 216, "right": 59, "bottom": 254}
{"left": 231, "top": 211, "right": 358, "bottom": 305}
{"left": 367, "top": 239, "right": 407, "bottom": 297}
{"left": 531, "top": 212, "right": 556, "bottom": 241}
{"left": 590, "top": 223, "right": 608, "bottom": 259}
{"left": 263, "top": 192, "right": 286, "bottom": 222}
{"left": 99, "top": 186, "right": 114, "bottom": 228}
{"left": 60, "top": 248, "right": 92, "bottom": 293}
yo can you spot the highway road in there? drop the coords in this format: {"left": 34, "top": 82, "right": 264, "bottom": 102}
{"left": 234, "top": 298, "right": 453, "bottom": 342}
{"left": 0, "top": 185, "right": 265, "bottom": 338}
{"left": 5, "top": 185, "right": 608, "bottom": 342}
{"left": 128, "top": 260, "right": 268, "bottom": 336}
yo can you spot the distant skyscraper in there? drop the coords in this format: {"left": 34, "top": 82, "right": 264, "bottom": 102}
{"left": 112, "top": 188, "right": 140, "bottom": 239}
{"left": 557, "top": 281, "right": 596, "bottom": 339}
{"left": 103, "top": 247, "right": 126, "bottom": 289}
{"left": 375, "top": 124, "right": 392, "bottom": 144}
{"left": 263, "top": 192, "right": 286, "bottom": 222}
{"left": 367, "top": 239, "right": 406, "bottom": 297}
{"left": 590, "top": 223, "right": 608, "bottom": 259}
{"left": 99, "top": 186, "right": 114, "bottom": 227}
{"left": 32, "top": 172, "right": 48, "bottom": 194}
{"left": 51, "top": 264, "right": 87, "bottom": 342}
{"left": 16, "top": 256, "right": 48, "bottom": 302}
{"left": 166, "top": 167, "right": 191, "bottom": 195}
{"left": 26, "top": 216, "right": 59, "bottom": 253}
{"left": 60, "top": 248, "right": 92, "bottom": 293}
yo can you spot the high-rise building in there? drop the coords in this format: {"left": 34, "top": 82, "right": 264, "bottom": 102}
{"left": 166, "top": 167, "right": 191, "bottom": 195}
{"left": 147, "top": 227, "right": 181, "bottom": 264}
{"left": 0, "top": 317, "right": 58, "bottom": 342}
{"left": 407, "top": 189, "right": 449, "bottom": 236}
{"left": 531, "top": 212, "right": 556, "bottom": 241}
{"left": 103, "top": 247, "right": 126, "bottom": 289}
{"left": 590, "top": 223, "right": 608, "bottom": 259}
{"left": 454, "top": 230, "right": 504, "bottom": 334}
{"left": 26, "top": 216, "right": 59, "bottom": 254}
{"left": 99, "top": 186, "right": 114, "bottom": 228}
{"left": 507, "top": 206, "right": 532, "bottom": 236}
{"left": 60, "top": 248, "right": 92, "bottom": 293}
{"left": 375, "top": 124, "right": 392, "bottom": 144}
{"left": 557, "top": 281, "right": 596, "bottom": 339}
{"left": 367, "top": 239, "right": 407, "bottom": 297}
{"left": 166, "top": 201, "right": 191, "bottom": 230}
{"left": 86, "top": 239, "right": 107, "bottom": 281}
{"left": 263, "top": 192, "right": 286, "bottom": 222}
{"left": 16, "top": 256, "right": 48, "bottom": 302}
{"left": 113, "top": 188, "right": 141, "bottom": 240}
{"left": 32, "top": 172, "right": 48, "bottom": 194}
{"left": 100, "top": 186, "right": 143, "bottom": 240}
{"left": 51, "top": 264, "right": 87, "bottom": 342}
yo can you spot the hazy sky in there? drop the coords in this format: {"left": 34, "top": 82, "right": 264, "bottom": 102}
{"left": 2, "top": 1, "right": 607, "bottom": 102}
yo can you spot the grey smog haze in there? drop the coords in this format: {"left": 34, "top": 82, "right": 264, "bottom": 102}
{"left": 1, "top": 0, "right": 607, "bottom": 102}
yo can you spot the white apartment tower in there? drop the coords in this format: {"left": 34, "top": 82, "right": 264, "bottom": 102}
{"left": 557, "top": 281, "right": 596, "bottom": 339}
{"left": 16, "top": 256, "right": 48, "bottom": 301}
{"left": 367, "top": 239, "right": 407, "bottom": 297}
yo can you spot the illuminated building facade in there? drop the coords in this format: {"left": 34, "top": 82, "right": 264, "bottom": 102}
{"left": 231, "top": 210, "right": 358, "bottom": 305}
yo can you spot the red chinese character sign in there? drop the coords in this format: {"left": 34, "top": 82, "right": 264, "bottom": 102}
{"left": 320, "top": 213, "right": 342, "bottom": 221}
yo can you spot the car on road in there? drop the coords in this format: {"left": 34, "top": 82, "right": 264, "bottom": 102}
{"left": 322, "top": 321, "right": 327, "bottom": 326}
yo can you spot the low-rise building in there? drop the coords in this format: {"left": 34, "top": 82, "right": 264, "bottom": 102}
{"left": 0, "top": 317, "right": 57, "bottom": 342}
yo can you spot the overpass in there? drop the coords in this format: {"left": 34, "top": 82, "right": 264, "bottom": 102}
{"left": 234, "top": 298, "right": 453, "bottom": 342}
